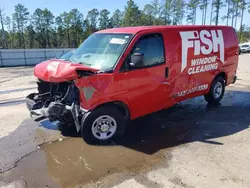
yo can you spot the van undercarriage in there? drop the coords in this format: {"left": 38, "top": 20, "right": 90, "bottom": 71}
{"left": 25, "top": 79, "right": 82, "bottom": 132}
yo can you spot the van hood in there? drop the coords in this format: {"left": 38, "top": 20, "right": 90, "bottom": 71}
{"left": 34, "top": 59, "right": 99, "bottom": 82}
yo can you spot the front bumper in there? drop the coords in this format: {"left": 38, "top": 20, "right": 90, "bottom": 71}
{"left": 25, "top": 93, "right": 83, "bottom": 132}
{"left": 240, "top": 49, "right": 250, "bottom": 53}
{"left": 25, "top": 93, "right": 47, "bottom": 122}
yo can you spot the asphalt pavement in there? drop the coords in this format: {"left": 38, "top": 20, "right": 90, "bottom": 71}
{"left": 0, "top": 54, "right": 249, "bottom": 188}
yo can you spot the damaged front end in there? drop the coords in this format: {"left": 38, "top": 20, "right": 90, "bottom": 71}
{"left": 25, "top": 79, "right": 83, "bottom": 132}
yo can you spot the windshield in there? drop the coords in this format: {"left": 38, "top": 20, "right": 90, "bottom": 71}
{"left": 59, "top": 50, "right": 75, "bottom": 60}
{"left": 69, "top": 33, "right": 133, "bottom": 71}
{"left": 242, "top": 45, "right": 250, "bottom": 48}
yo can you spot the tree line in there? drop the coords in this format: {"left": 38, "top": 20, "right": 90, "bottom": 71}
{"left": 0, "top": 0, "right": 250, "bottom": 49}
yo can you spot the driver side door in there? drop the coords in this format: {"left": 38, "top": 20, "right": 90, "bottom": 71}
{"left": 115, "top": 33, "right": 170, "bottom": 119}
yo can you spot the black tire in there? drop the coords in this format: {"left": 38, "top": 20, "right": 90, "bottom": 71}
{"left": 81, "top": 105, "right": 126, "bottom": 144}
{"left": 58, "top": 122, "right": 78, "bottom": 136}
{"left": 204, "top": 76, "right": 225, "bottom": 104}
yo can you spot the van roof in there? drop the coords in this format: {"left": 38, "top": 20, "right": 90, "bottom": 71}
{"left": 96, "top": 25, "right": 233, "bottom": 34}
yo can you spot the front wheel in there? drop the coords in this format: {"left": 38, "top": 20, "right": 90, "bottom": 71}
{"left": 204, "top": 76, "right": 225, "bottom": 104}
{"left": 81, "top": 106, "right": 126, "bottom": 144}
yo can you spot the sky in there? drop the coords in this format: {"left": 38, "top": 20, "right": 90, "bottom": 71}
{"left": 1, "top": 0, "right": 249, "bottom": 30}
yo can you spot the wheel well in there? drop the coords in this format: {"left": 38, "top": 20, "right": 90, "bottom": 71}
{"left": 215, "top": 72, "right": 227, "bottom": 83}
{"left": 93, "top": 101, "right": 130, "bottom": 120}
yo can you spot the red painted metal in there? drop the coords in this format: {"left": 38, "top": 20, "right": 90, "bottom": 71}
{"left": 34, "top": 59, "right": 99, "bottom": 82}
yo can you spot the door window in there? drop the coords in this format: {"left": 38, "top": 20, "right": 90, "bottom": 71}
{"left": 130, "top": 34, "right": 165, "bottom": 67}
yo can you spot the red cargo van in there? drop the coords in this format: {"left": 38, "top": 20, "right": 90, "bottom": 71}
{"left": 26, "top": 25, "right": 239, "bottom": 144}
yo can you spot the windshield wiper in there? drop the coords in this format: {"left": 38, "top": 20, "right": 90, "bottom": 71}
{"left": 79, "top": 62, "right": 92, "bottom": 66}
{"left": 71, "top": 60, "right": 91, "bottom": 66}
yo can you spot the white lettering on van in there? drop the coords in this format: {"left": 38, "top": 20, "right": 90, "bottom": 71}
{"left": 180, "top": 30, "right": 224, "bottom": 74}
{"left": 174, "top": 84, "right": 209, "bottom": 98}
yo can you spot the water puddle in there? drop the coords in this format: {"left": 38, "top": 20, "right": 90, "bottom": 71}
{"left": 42, "top": 138, "right": 167, "bottom": 187}
{"left": 0, "top": 137, "right": 168, "bottom": 188}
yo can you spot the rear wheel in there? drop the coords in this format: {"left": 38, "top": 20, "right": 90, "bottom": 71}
{"left": 81, "top": 106, "right": 126, "bottom": 144}
{"left": 204, "top": 76, "right": 225, "bottom": 104}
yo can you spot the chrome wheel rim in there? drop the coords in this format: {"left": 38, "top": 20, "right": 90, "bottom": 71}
{"left": 213, "top": 82, "right": 223, "bottom": 99}
{"left": 91, "top": 115, "right": 117, "bottom": 140}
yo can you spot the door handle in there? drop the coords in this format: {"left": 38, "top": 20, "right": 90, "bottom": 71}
{"left": 165, "top": 67, "right": 169, "bottom": 78}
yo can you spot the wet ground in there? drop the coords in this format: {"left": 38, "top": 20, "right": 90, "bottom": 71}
{"left": 0, "top": 54, "right": 250, "bottom": 188}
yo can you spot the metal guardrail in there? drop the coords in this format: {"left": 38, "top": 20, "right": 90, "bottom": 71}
{"left": 0, "top": 48, "right": 75, "bottom": 67}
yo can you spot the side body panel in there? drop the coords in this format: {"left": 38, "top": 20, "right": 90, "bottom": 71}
{"left": 222, "top": 27, "right": 239, "bottom": 85}
{"left": 75, "top": 26, "right": 238, "bottom": 120}
{"left": 162, "top": 26, "right": 238, "bottom": 102}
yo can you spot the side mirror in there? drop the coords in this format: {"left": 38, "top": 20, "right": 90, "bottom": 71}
{"left": 129, "top": 53, "right": 144, "bottom": 68}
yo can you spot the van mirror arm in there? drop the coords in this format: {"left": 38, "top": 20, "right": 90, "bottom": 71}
{"left": 129, "top": 53, "right": 144, "bottom": 69}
